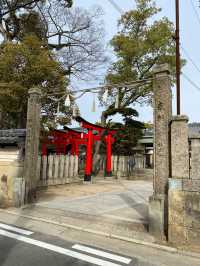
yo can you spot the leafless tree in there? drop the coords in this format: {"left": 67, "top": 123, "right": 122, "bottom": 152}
{"left": 39, "top": 1, "right": 108, "bottom": 80}
{"left": 0, "top": 0, "right": 108, "bottom": 81}
{"left": 0, "top": 0, "right": 71, "bottom": 40}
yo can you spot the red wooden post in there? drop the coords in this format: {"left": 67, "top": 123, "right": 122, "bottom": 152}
{"left": 42, "top": 144, "right": 47, "bottom": 156}
{"left": 75, "top": 142, "right": 79, "bottom": 156}
{"left": 84, "top": 129, "right": 93, "bottom": 182}
{"left": 71, "top": 140, "right": 75, "bottom": 155}
{"left": 105, "top": 134, "right": 112, "bottom": 176}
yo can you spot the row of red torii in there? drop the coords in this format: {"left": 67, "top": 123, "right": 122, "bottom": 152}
{"left": 41, "top": 117, "right": 116, "bottom": 181}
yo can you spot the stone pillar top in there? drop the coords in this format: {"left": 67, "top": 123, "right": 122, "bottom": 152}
{"left": 172, "top": 115, "right": 189, "bottom": 122}
{"left": 28, "top": 87, "right": 42, "bottom": 96}
{"left": 153, "top": 63, "right": 171, "bottom": 75}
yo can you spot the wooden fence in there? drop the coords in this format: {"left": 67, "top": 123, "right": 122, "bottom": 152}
{"left": 112, "top": 155, "right": 143, "bottom": 177}
{"left": 37, "top": 155, "right": 79, "bottom": 187}
{"left": 80, "top": 154, "right": 152, "bottom": 178}
{"left": 36, "top": 153, "right": 153, "bottom": 186}
{"left": 112, "top": 155, "right": 153, "bottom": 179}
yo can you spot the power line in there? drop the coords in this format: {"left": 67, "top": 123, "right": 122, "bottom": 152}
{"left": 190, "top": 0, "right": 200, "bottom": 26}
{"left": 45, "top": 77, "right": 154, "bottom": 97}
{"left": 182, "top": 72, "right": 200, "bottom": 91}
{"left": 106, "top": 0, "right": 124, "bottom": 14}
{"left": 175, "top": 0, "right": 181, "bottom": 115}
{"left": 181, "top": 45, "right": 200, "bottom": 74}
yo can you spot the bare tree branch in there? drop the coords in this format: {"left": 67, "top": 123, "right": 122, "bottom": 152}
{"left": 0, "top": 0, "right": 108, "bottom": 81}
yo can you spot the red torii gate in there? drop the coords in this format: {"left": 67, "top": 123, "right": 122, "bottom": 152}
{"left": 75, "top": 116, "right": 116, "bottom": 181}
{"left": 41, "top": 117, "right": 116, "bottom": 182}
{"left": 41, "top": 128, "right": 87, "bottom": 156}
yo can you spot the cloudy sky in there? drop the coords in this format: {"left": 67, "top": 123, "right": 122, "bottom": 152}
{"left": 72, "top": 0, "right": 200, "bottom": 124}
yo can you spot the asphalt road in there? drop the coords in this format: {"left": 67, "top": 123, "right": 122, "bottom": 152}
{"left": 0, "top": 222, "right": 136, "bottom": 266}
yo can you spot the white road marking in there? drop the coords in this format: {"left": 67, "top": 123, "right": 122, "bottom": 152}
{"left": 0, "top": 223, "right": 33, "bottom": 236}
{"left": 0, "top": 229, "right": 122, "bottom": 266}
{"left": 72, "top": 244, "right": 132, "bottom": 264}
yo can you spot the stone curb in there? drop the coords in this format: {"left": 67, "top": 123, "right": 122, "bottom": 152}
{"left": 0, "top": 209, "right": 200, "bottom": 260}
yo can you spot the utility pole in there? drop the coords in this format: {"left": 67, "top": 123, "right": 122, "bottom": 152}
{"left": 175, "top": 0, "right": 181, "bottom": 115}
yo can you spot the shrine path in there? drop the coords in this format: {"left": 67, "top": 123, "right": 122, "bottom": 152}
{"left": 10, "top": 180, "right": 155, "bottom": 243}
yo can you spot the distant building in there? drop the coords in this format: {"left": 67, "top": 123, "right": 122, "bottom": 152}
{"left": 0, "top": 129, "right": 26, "bottom": 161}
{"left": 135, "top": 123, "right": 200, "bottom": 169}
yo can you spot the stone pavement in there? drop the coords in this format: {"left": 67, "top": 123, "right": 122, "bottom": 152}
{"left": 9, "top": 179, "right": 155, "bottom": 242}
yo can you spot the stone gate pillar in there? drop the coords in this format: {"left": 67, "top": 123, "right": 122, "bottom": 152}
{"left": 171, "top": 115, "right": 189, "bottom": 179}
{"left": 168, "top": 116, "right": 190, "bottom": 243}
{"left": 149, "top": 64, "right": 172, "bottom": 240}
{"left": 23, "top": 87, "right": 41, "bottom": 202}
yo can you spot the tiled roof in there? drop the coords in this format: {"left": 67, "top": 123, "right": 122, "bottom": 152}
{"left": 140, "top": 123, "right": 200, "bottom": 143}
{"left": 0, "top": 129, "right": 26, "bottom": 144}
{"left": 188, "top": 123, "right": 200, "bottom": 138}
{"left": 143, "top": 128, "right": 153, "bottom": 137}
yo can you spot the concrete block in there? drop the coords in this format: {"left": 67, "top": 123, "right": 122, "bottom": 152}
{"left": 168, "top": 190, "right": 185, "bottom": 226}
{"left": 0, "top": 174, "right": 13, "bottom": 207}
{"left": 0, "top": 160, "right": 24, "bottom": 207}
{"left": 183, "top": 179, "right": 200, "bottom": 192}
{"left": 168, "top": 189, "right": 200, "bottom": 245}
{"left": 168, "top": 224, "right": 187, "bottom": 244}
{"left": 187, "top": 228, "right": 200, "bottom": 245}
{"left": 13, "top": 178, "right": 25, "bottom": 207}
{"left": 168, "top": 178, "right": 182, "bottom": 190}
{"left": 148, "top": 194, "right": 167, "bottom": 240}
{"left": 184, "top": 191, "right": 200, "bottom": 230}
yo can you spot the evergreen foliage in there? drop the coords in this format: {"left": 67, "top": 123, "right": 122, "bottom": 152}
{"left": 99, "top": 0, "right": 186, "bottom": 153}
{"left": 0, "top": 35, "right": 69, "bottom": 129}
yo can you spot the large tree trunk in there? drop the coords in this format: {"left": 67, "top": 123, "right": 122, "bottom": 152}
{"left": 17, "top": 111, "right": 27, "bottom": 129}
{"left": 0, "top": 108, "right": 8, "bottom": 129}
{"left": 0, "top": 107, "right": 3, "bottom": 129}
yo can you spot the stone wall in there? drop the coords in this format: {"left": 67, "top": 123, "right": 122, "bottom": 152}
{"left": 168, "top": 178, "right": 200, "bottom": 245}
{"left": 168, "top": 118, "right": 200, "bottom": 246}
{"left": 190, "top": 136, "right": 200, "bottom": 179}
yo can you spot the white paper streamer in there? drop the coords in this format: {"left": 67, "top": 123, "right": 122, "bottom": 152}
{"left": 56, "top": 102, "right": 60, "bottom": 115}
{"left": 64, "top": 94, "right": 71, "bottom": 107}
{"left": 115, "top": 89, "right": 119, "bottom": 108}
{"left": 92, "top": 94, "right": 96, "bottom": 112}
{"left": 72, "top": 104, "right": 80, "bottom": 117}
{"left": 102, "top": 88, "right": 108, "bottom": 102}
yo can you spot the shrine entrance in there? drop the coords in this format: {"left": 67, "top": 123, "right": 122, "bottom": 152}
{"left": 36, "top": 115, "right": 152, "bottom": 243}
{"left": 21, "top": 64, "right": 198, "bottom": 245}
{"left": 40, "top": 116, "right": 116, "bottom": 183}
